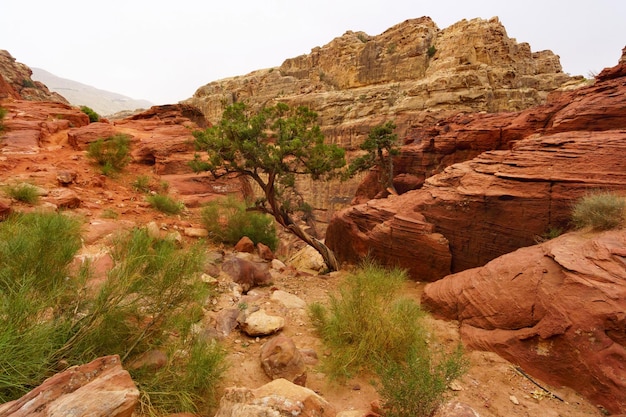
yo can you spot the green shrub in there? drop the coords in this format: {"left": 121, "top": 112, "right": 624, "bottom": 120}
{"left": 80, "top": 106, "right": 100, "bottom": 123}
{"left": 87, "top": 134, "right": 132, "bottom": 175}
{"left": 21, "top": 79, "right": 36, "bottom": 88}
{"left": 0, "top": 106, "right": 6, "bottom": 132}
{"left": 132, "top": 175, "right": 152, "bottom": 193}
{"left": 0, "top": 217, "right": 227, "bottom": 413}
{"left": 309, "top": 260, "right": 425, "bottom": 379}
{"left": 201, "top": 195, "right": 278, "bottom": 250}
{"left": 309, "top": 259, "right": 466, "bottom": 416}
{"left": 0, "top": 212, "right": 83, "bottom": 401}
{"left": 147, "top": 194, "right": 185, "bottom": 215}
{"left": 572, "top": 191, "right": 625, "bottom": 230}
{"left": 427, "top": 45, "right": 437, "bottom": 58}
{"left": 3, "top": 182, "right": 40, "bottom": 204}
{"left": 376, "top": 344, "right": 466, "bottom": 417}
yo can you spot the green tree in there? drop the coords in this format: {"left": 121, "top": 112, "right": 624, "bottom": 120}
{"left": 0, "top": 106, "right": 6, "bottom": 132}
{"left": 190, "top": 102, "right": 346, "bottom": 271}
{"left": 347, "top": 121, "right": 399, "bottom": 194}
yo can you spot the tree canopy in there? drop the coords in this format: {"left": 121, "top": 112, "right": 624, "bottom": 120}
{"left": 191, "top": 102, "right": 346, "bottom": 271}
{"left": 346, "top": 121, "right": 399, "bottom": 194}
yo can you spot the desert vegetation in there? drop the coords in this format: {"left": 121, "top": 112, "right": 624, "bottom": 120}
{"left": 0, "top": 106, "right": 6, "bottom": 132}
{"left": 190, "top": 102, "right": 346, "bottom": 270}
{"left": 87, "top": 133, "right": 132, "bottom": 176}
{"left": 309, "top": 260, "right": 467, "bottom": 416}
{"left": 3, "top": 182, "right": 40, "bottom": 204}
{"left": 146, "top": 193, "right": 185, "bottom": 215}
{"left": 80, "top": 105, "right": 100, "bottom": 123}
{"left": 572, "top": 191, "right": 625, "bottom": 230}
{"left": 0, "top": 212, "right": 226, "bottom": 415}
{"left": 201, "top": 195, "right": 278, "bottom": 250}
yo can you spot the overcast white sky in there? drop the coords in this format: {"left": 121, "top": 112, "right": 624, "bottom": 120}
{"left": 2, "top": 0, "right": 624, "bottom": 104}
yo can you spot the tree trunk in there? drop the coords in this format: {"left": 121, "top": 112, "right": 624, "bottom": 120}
{"left": 286, "top": 223, "right": 340, "bottom": 272}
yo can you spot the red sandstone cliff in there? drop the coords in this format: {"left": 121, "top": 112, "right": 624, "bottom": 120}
{"left": 326, "top": 58, "right": 626, "bottom": 279}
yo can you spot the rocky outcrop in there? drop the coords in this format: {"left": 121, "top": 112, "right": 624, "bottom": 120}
{"left": 326, "top": 59, "right": 626, "bottom": 278}
{"left": 0, "top": 355, "right": 139, "bottom": 417}
{"left": 185, "top": 17, "right": 583, "bottom": 224}
{"left": 421, "top": 230, "right": 626, "bottom": 414}
{"left": 187, "top": 17, "right": 580, "bottom": 145}
{"left": 214, "top": 378, "right": 336, "bottom": 417}
{"left": 0, "top": 50, "right": 69, "bottom": 103}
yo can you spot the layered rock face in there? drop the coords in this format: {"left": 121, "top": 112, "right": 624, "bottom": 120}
{"left": 326, "top": 60, "right": 626, "bottom": 279}
{"left": 421, "top": 230, "right": 626, "bottom": 414}
{"left": 186, "top": 17, "right": 581, "bottom": 222}
{"left": 187, "top": 17, "right": 578, "bottom": 143}
{"left": 0, "top": 50, "right": 69, "bottom": 103}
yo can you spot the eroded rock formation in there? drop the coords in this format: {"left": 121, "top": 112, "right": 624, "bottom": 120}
{"left": 0, "top": 355, "right": 139, "bottom": 417}
{"left": 326, "top": 59, "right": 626, "bottom": 279}
{"left": 186, "top": 17, "right": 582, "bottom": 222}
{"left": 421, "top": 230, "right": 626, "bottom": 414}
{"left": 0, "top": 50, "right": 69, "bottom": 103}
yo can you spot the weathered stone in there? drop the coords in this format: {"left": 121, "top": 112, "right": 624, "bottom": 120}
{"left": 0, "top": 355, "right": 138, "bottom": 417}
{"left": 67, "top": 122, "right": 119, "bottom": 150}
{"left": 214, "top": 378, "right": 336, "bottom": 417}
{"left": 127, "top": 350, "right": 168, "bottom": 371}
{"left": 234, "top": 236, "right": 255, "bottom": 253}
{"left": 238, "top": 309, "right": 285, "bottom": 337}
{"left": 184, "top": 227, "right": 209, "bottom": 238}
{"left": 56, "top": 170, "right": 77, "bottom": 185}
{"left": 260, "top": 335, "right": 307, "bottom": 385}
{"left": 433, "top": 401, "right": 481, "bottom": 417}
{"left": 421, "top": 230, "right": 626, "bottom": 415}
{"left": 270, "top": 290, "right": 307, "bottom": 309}
{"left": 222, "top": 257, "right": 272, "bottom": 293}
{"left": 215, "top": 308, "right": 240, "bottom": 338}
{"left": 45, "top": 187, "right": 81, "bottom": 209}
{"left": 327, "top": 60, "right": 626, "bottom": 280}
{"left": 257, "top": 242, "right": 274, "bottom": 260}
{"left": 0, "top": 50, "right": 69, "bottom": 103}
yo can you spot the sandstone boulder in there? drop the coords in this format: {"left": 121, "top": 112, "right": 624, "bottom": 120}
{"left": 421, "top": 230, "right": 626, "bottom": 414}
{"left": 214, "top": 378, "right": 336, "bottom": 417}
{"left": 260, "top": 335, "right": 307, "bottom": 386}
{"left": 0, "top": 355, "right": 139, "bottom": 417}
{"left": 238, "top": 308, "right": 285, "bottom": 337}
{"left": 222, "top": 257, "right": 272, "bottom": 293}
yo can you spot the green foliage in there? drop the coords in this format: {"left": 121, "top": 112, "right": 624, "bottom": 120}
{"left": 0, "top": 216, "right": 227, "bottom": 413}
{"left": 100, "top": 208, "right": 119, "bottom": 219}
{"left": 309, "top": 259, "right": 467, "bottom": 416}
{"left": 0, "top": 212, "right": 83, "bottom": 401}
{"left": 201, "top": 195, "right": 278, "bottom": 250}
{"left": 21, "top": 79, "right": 36, "bottom": 88}
{"left": 87, "top": 134, "right": 132, "bottom": 175}
{"left": 0, "top": 106, "right": 6, "bottom": 132}
{"left": 309, "top": 259, "right": 426, "bottom": 379}
{"left": 135, "top": 339, "right": 226, "bottom": 416}
{"left": 572, "top": 191, "right": 625, "bottom": 230}
{"left": 80, "top": 105, "right": 100, "bottom": 123}
{"left": 377, "top": 344, "right": 466, "bottom": 417}
{"left": 3, "top": 182, "right": 40, "bottom": 204}
{"left": 427, "top": 45, "right": 437, "bottom": 58}
{"left": 346, "top": 121, "right": 399, "bottom": 192}
{"left": 146, "top": 194, "right": 185, "bottom": 215}
{"left": 190, "top": 102, "right": 346, "bottom": 270}
{"left": 132, "top": 175, "right": 153, "bottom": 193}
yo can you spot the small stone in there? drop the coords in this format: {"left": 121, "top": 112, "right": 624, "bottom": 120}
{"left": 509, "top": 395, "right": 520, "bottom": 405}
{"left": 449, "top": 381, "right": 464, "bottom": 391}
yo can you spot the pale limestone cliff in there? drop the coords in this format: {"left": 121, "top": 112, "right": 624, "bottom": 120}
{"left": 186, "top": 17, "right": 584, "bottom": 224}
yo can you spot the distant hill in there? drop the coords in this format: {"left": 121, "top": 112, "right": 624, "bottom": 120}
{"left": 31, "top": 68, "right": 153, "bottom": 116}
